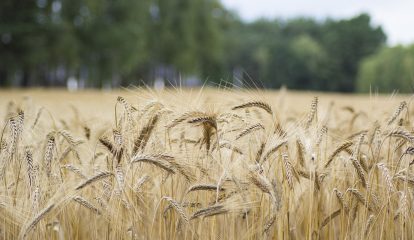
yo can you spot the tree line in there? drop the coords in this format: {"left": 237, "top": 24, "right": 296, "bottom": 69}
{"left": 1, "top": 0, "right": 410, "bottom": 92}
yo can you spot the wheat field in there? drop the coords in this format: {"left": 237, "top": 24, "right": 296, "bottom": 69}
{"left": 0, "top": 88, "right": 413, "bottom": 239}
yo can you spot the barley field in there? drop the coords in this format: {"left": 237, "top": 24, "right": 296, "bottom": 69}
{"left": 0, "top": 88, "right": 413, "bottom": 239}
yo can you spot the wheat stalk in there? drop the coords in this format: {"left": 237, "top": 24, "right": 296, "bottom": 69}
{"left": 134, "top": 175, "right": 150, "bottom": 192}
{"left": 187, "top": 184, "right": 225, "bottom": 193}
{"left": 117, "top": 96, "right": 133, "bottom": 123}
{"left": 263, "top": 214, "right": 277, "bottom": 234}
{"left": 282, "top": 154, "right": 294, "bottom": 189}
{"left": 44, "top": 133, "right": 55, "bottom": 177}
{"left": 167, "top": 111, "right": 204, "bottom": 129}
{"left": 388, "top": 130, "right": 414, "bottom": 144}
{"left": 296, "top": 139, "right": 306, "bottom": 167}
{"left": 73, "top": 196, "right": 101, "bottom": 215}
{"left": 316, "top": 125, "right": 328, "bottom": 146}
{"left": 219, "top": 142, "right": 243, "bottom": 155}
{"left": 32, "top": 107, "right": 44, "bottom": 128}
{"left": 59, "top": 130, "right": 82, "bottom": 146}
{"left": 333, "top": 188, "right": 349, "bottom": 212}
{"left": 133, "top": 114, "right": 159, "bottom": 153}
{"left": 131, "top": 154, "right": 175, "bottom": 174}
{"left": 388, "top": 101, "right": 407, "bottom": 125}
{"left": 162, "top": 196, "right": 189, "bottom": 224}
{"left": 364, "top": 214, "right": 375, "bottom": 237}
{"left": 232, "top": 101, "right": 273, "bottom": 115}
{"left": 76, "top": 171, "right": 113, "bottom": 190}
{"left": 325, "top": 140, "right": 353, "bottom": 168}
{"left": 305, "top": 97, "right": 318, "bottom": 129}
{"left": 320, "top": 209, "right": 341, "bottom": 229}
{"left": 348, "top": 188, "right": 375, "bottom": 212}
{"left": 190, "top": 205, "right": 227, "bottom": 220}
{"left": 61, "top": 164, "right": 87, "bottom": 179}
{"left": 261, "top": 140, "right": 288, "bottom": 164}
{"left": 24, "top": 147, "right": 36, "bottom": 189}
{"left": 236, "top": 123, "right": 264, "bottom": 140}
{"left": 21, "top": 203, "right": 55, "bottom": 239}
{"left": 188, "top": 114, "right": 217, "bottom": 129}
{"left": 377, "top": 163, "right": 396, "bottom": 193}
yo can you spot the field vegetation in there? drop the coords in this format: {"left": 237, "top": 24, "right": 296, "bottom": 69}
{"left": 0, "top": 89, "right": 413, "bottom": 239}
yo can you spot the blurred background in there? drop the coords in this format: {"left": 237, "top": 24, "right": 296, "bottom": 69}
{"left": 0, "top": 0, "right": 413, "bottom": 92}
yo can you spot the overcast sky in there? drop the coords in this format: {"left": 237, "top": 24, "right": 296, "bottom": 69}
{"left": 221, "top": 0, "right": 414, "bottom": 45}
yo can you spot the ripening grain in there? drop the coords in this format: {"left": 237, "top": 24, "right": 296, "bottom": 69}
{"left": 0, "top": 88, "right": 413, "bottom": 239}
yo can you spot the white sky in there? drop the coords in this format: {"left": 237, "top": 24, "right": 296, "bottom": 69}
{"left": 221, "top": 0, "right": 414, "bottom": 45}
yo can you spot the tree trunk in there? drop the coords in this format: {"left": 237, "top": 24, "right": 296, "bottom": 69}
{"left": 0, "top": 69, "right": 8, "bottom": 87}
{"left": 21, "top": 69, "right": 30, "bottom": 87}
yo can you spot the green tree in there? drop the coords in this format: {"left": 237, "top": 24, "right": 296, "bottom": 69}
{"left": 68, "top": 0, "right": 150, "bottom": 87}
{"left": 357, "top": 45, "right": 414, "bottom": 93}
{"left": 148, "top": 0, "right": 196, "bottom": 74}
{"left": 221, "top": 19, "right": 282, "bottom": 87}
{"left": 321, "top": 13, "right": 386, "bottom": 92}
{"left": 0, "top": 2, "right": 389, "bottom": 91}
{"left": 146, "top": 0, "right": 225, "bottom": 85}
{"left": 264, "top": 19, "right": 324, "bottom": 89}
{"left": 193, "top": 0, "right": 224, "bottom": 83}
{"left": 287, "top": 34, "right": 329, "bottom": 90}
{"left": 0, "top": 0, "right": 50, "bottom": 86}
